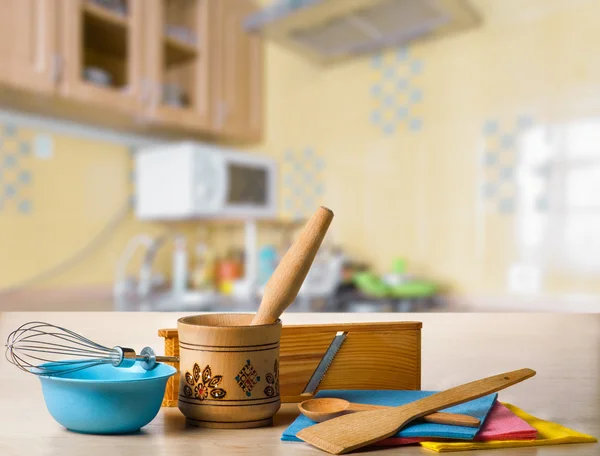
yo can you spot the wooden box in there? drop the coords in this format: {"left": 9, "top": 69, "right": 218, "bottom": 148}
{"left": 159, "top": 321, "right": 421, "bottom": 406}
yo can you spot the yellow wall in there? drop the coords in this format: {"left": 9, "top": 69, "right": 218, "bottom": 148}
{"left": 0, "top": 128, "right": 196, "bottom": 289}
{"left": 2, "top": 0, "right": 600, "bottom": 298}
{"left": 252, "top": 0, "right": 600, "bottom": 296}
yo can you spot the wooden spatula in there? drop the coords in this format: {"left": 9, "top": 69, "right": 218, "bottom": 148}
{"left": 296, "top": 368, "right": 536, "bottom": 454}
{"left": 251, "top": 206, "right": 334, "bottom": 325}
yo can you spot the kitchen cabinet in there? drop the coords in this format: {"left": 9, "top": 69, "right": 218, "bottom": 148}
{"left": 209, "top": 0, "right": 263, "bottom": 142}
{"left": 0, "top": 0, "right": 263, "bottom": 143}
{"left": 58, "top": 0, "right": 144, "bottom": 114}
{"left": 144, "top": 0, "right": 210, "bottom": 132}
{"left": 0, "top": 0, "right": 57, "bottom": 95}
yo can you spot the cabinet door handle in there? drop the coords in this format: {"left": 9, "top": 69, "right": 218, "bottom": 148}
{"left": 33, "top": 0, "right": 47, "bottom": 74}
{"left": 51, "top": 54, "right": 63, "bottom": 84}
{"left": 216, "top": 101, "right": 229, "bottom": 129}
{"left": 140, "top": 78, "right": 152, "bottom": 105}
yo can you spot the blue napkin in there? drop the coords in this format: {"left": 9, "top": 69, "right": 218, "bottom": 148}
{"left": 282, "top": 390, "right": 497, "bottom": 441}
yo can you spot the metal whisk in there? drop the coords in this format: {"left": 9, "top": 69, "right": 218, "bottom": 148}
{"left": 5, "top": 321, "right": 179, "bottom": 376}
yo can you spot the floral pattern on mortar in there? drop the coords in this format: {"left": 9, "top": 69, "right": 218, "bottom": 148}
{"left": 183, "top": 363, "right": 227, "bottom": 400}
{"left": 264, "top": 360, "right": 279, "bottom": 397}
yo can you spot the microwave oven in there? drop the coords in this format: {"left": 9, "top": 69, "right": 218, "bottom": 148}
{"left": 135, "top": 142, "right": 277, "bottom": 220}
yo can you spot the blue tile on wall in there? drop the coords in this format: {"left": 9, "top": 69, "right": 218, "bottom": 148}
{"left": 499, "top": 166, "right": 514, "bottom": 181}
{"left": 396, "top": 48, "right": 409, "bottom": 62}
{"left": 4, "top": 183, "right": 16, "bottom": 197}
{"left": 500, "top": 134, "right": 514, "bottom": 149}
{"left": 18, "top": 170, "right": 32, "bottom": 184}
{"left": 371, "top": 54, "right": 383, "bottom": 68}
{"left": 409, "top": 118, "right": 422, "bottom": 131}
{"left": 370, "top": 84, "right": 382, "bottom": 96}
{"left": 3, "top": 155, "right": 16, "bottom": 167}
{"left": 383, "top": 67, "right": 395, "bottom": 79}
{"left": 18, "top": 199, "right": 32, "bottom": 214}
{"left": 383, "top": 95, "right": 395, "bottom": 107}
{"left": 498, "top": 198, "right": 515, "bottom": 214}
{"left": 396, "top": 106, "right": 408, "bottom": 119}
{"left": 370, "top": 45, "right": 424, "bottom": 135}
{"left": 396, "top": 78, "right": 408, "bottom": 90}
{"left": 371, "top": 111, "right": 382, "bottom": 125}
{"left": 410, "top": 60, "right": 423, "bottom": 75}
{"left": 304, "top": 170, "right": 313, "bottom": 183}
{"left": 4, "top": 124, "right": 17, "bottom": 137}
{"left": 517, "top": 115, "right": 534, "bottom": 130}
{"left": 409, "top": 89, "right": 423, "bottom": 103}
{"left": 282, "top": 147, "right": 325, "bottom": 218}
{"left": 484, "top": 152, "right": 498, "bottom": 166}
{"left": 483, "top": 120, "right": 499, "bottom": 135}
{"left": 19, "top": 142, "right": 31, "bottom": 155}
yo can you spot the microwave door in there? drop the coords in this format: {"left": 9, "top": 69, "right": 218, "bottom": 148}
{"left": 226, "top": 164, "right": 269, "bottom": 207}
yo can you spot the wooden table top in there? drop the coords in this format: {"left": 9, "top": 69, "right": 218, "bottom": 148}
{"left": 0, "top": 312, "right": 598, "bottom": 455}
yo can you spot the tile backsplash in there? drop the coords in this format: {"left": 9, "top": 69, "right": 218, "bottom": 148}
{"left": 3, "top": 0, "right": 600, "bottom": 301}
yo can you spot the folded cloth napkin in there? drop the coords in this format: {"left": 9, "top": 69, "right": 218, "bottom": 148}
{"left": 378, "top": 401, "right": 537, "bottom": 446}
{"left": 419, "top": 403, "right": 597, "bottom": 452}
{"left": 474, "top": 402, "right": 537, "bottom": 441}
{"left": 282, "top": 390, "right": 498, "bottom": 442}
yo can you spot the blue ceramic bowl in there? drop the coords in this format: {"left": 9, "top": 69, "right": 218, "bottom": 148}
{"left": 38, "top": 362, "right": 177, "bottom": 434}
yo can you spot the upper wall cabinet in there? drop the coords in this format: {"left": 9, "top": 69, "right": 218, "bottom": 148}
{"left": 0, "top": 0, "right": 57, "bottom": 94}
{"left": 209, "top": 0, "right": 263, "bottom": 142}
{"left": 0, "top": 0, "right": 263, "bottom": 143}
{"left": 59, "top": 0, "right": 144, "bottom": 114}
{"left": 144, "top": 0, "right": 210, "bottom": 132}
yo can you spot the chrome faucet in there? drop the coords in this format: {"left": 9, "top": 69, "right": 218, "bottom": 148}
{"left": 113, "top": 232, "right": 180, "bottom": 310}
{"left": 137, "top": 234, "right": 171, "bottom": 298}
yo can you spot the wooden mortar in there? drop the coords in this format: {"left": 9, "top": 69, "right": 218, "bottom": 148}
{"left": 177, "top": 314, "right": 282, "bottom": 429}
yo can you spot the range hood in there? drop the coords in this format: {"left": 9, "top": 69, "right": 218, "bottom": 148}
{"left": 245, "top": 0, "right": 480, "bottom": 63}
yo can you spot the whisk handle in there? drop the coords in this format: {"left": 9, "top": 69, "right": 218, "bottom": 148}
{"left": 114, "top": 346, "right": 179, "bottom": 371}
{"left": 137, "top": 347, "right": 179, "bottom": 371}
{"left": 155, "top": 356, "right": 179, "bottom": 363}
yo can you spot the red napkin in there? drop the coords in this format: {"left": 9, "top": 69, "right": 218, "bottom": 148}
{"left": 374, "top": 402, "right": 537, "bottom": 446}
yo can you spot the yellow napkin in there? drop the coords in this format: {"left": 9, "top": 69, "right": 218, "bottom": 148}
{"left": 420, "top": 403, "right": 597, "bottom": 453}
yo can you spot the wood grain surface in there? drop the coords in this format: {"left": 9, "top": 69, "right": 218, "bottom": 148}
{"left": 159, "top": 321, "right": 422, "bottom": 405}
{"left": 176, "top": 314, "right": 282, "bottom": 428}
{"left": 0, "top": 312, "right": 598, "bottom": 456}
{"left": 298, "top": 398, "right": 481, "bottom": 426}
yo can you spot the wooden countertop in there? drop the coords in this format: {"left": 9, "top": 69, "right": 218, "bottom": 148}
{"left": 0, "top": 312, "right": 598, "bottom": 455}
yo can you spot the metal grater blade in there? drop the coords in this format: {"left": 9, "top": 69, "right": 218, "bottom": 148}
{"left": 301, "top": 331, "right": 347, "bottom": 395}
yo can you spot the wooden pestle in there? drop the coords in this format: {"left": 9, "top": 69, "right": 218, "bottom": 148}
{"left": 251, "top": 206, "right": 334, "bottom": 326}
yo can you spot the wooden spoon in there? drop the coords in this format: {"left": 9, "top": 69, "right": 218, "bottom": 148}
{"left": 298, "top": 398, "right": 480, "bottom": 427}
{"left": 251, "top": 206, "right": 334, "bottom": 326}
{"left": 296, "top": 368, "right": 536, "bottom": 454}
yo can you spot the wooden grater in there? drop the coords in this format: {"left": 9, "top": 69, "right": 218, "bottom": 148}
{"left": 158, "top": 321, "right": 421, "bottom": 406}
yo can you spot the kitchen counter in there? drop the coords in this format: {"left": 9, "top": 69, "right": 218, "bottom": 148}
{"left": 0, "top": 312, "right": 598, "bottom": 455}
